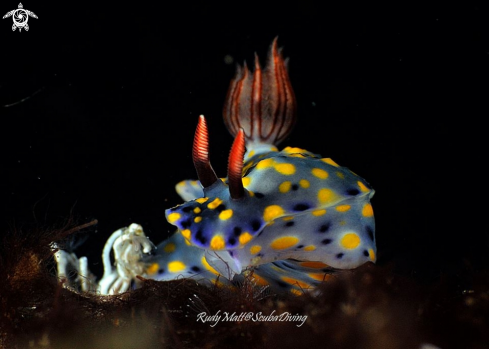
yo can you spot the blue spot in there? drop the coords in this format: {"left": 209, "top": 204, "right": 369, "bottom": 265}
{"left": 216, "top": 204, "right": 226, "bottom": 212}
{"left": 180, "top": 219, "right": 192, "bottom": 229}
{"left": 319, "top": 223, "right": 330, "bottom": 233}
{"left": 251, "top": 220, "right": 261, "bottom": 232}
{"left": 195, "top": 229, "right": 207, "bottom": 245}
{"left": 366, "top": 226, "right": 374, "bottom": 241}
{"left": 293, "top": 203, "right": 310, "bottom": 211}
{"left": 233, "top": 227, "right": 242, "bottom": 236}
{"left": 346, "top": 188, "right": 360, "bottom": 195}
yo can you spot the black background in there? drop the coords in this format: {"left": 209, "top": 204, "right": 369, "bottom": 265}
{"left": 2, "top": 3, "right": 488, "bottom": 281}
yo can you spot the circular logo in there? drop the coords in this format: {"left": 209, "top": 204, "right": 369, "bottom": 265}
{"left": 12, "top": 9, "right": 28, "bottom": 27}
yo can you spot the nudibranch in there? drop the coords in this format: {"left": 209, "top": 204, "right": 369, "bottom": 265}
{"left": 161, "top": 37, "right": 376, "bottom": 283}
{"left": 54, "top": 37, "right": 376, "bottom": 296}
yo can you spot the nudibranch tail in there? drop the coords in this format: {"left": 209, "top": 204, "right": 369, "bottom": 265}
{"left": 223, "top": 36, "right": 297, "bottom": 147}
{"left": 193, "top": 115, "right": 219, "bottom": 188}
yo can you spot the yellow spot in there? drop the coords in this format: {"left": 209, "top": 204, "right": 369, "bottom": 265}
{"left": 252, "top": 274, "right": 269, "bottom": 286}
{"left": 193, "top": 207, "right": 201, "bottom": 214}
{"left": 263, "top": 205, "right": 285, "bottom": 222}
{"left": 300, "top": 261, "right": 329, "bottom": 268}
{"left": 242, "top": 177, "right": 251, "bottom": 187}
{"left": 239, "top": 232, "right": 253, "bottom": 245}
{"left": 299, "top": 179, "right": 310, "bottom": 188}
{"left": 336, "top": 204, "right": 351, "bottom": 212}
{"left": 339, "top": 220, "right": 346, "bottom": 225}
{"left": 312, "top": 209, "right": 326, "bottom": 216}
{"left": 321, "top": 158, "right": 339, "bottom": 167}
{"left": 247, "top": 150, "right": 256, "bottom": 158}
{"left": 340, "top": 233, "right": 361, "bottom": 249}
{"left": 318, "top": 188, "right": 338, "bottom": 204}
{"left": 249, "top": 245, "right": 261, "bottom": 254}
{"left": 210, "top": 235, "right": 225, "bottom": 250}
{"left": 270, "top": 265, "right": 282, "bottom": 272}
{"left": 304, "top": 245, "right": 316, "bottom": 251}
{"left": 291, "top": 289, "right": 304, "bottom": 296}
{"left": 248, "top": 190, "right": 255, "bottom": 197}
{"left": 212, "top": 279, "right": 225, "bottom": 287}
{"left": 196, "top": 197, "right": 209, "bottom": 204}
{"left": 251, "top": 256, "right": 262, "bottom": 265}
{"left": 270, "top": 236, "right": 299, "bottom": 250}
{"left": 219, "top": 209, "right": 233, "bottom": 220}
{"left": 283, "top": 146, "right": 307, "bottom": 153}
{"left": 163, "top": 243, "right": 176, "bottom": 253}
{"left": 282, "top": 216, "right": 294, "bottom": 221}
{"left": 256, "top": 158, "right": 274, "bottom": 169}
{"left": 208, "top": 198, "right": 223, "bottom": 209}
{"left": 201, "top": 256, "right": 220, "bottom": 275}
{"left": 279, "top": 181, "right": 291, "bottom": 193}
{"left": 282, "top": 276, "right": 312, "bottom": 289}
{"left": 312, "top": 168, "right": 328, "bottom": 179}
{"left": 167, "top": 212, "right": 181, "bottom": 223}
{"left": 275, "top": 163, "right": 296, "bottom": 175}
{"left": 194, "top": 216, "right": 202, "bottom": 223}
{"left": 369, "top": 248, "right": 376, "bottom": 261}
{"left": 358, "top": 181, "right": 369, "bottom": 192}
{"left": 184, "top": 239, "right": 191, "bottom": 246}
{"left": 308, "top": 273, "right": 333, "bottom": 281}
{"left": 146, "top": 263, "right": 159, "bottom": 275}
{"left": 362, "top": 203, "right": 374, "bottom": 217}
{"left": 181, "top": 229, "right": 191, "bottom": 240}
{"left": 289, "top": 153, "right": 306, "bottom": 158}
{"left": 336, "top": 171, "right": 345, "bottom": 179}
{"left": 168, "top": 261, "right": 186, "bottom": 273}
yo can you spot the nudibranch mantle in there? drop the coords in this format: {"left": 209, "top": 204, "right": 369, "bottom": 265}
{"left": 166, "top": 150, "right": 375, "bottom": 275}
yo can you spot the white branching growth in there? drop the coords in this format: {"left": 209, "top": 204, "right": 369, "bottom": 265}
{"left": 53, "top": 223, "right": 155, "bottom": 295}
{"left": 52, "top": 247, "right": 98, "bottom": 293}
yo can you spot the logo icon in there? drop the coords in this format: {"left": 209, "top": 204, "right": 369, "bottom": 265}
{"left": 3, "top": 3, "right": 37, "bottom": 32}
